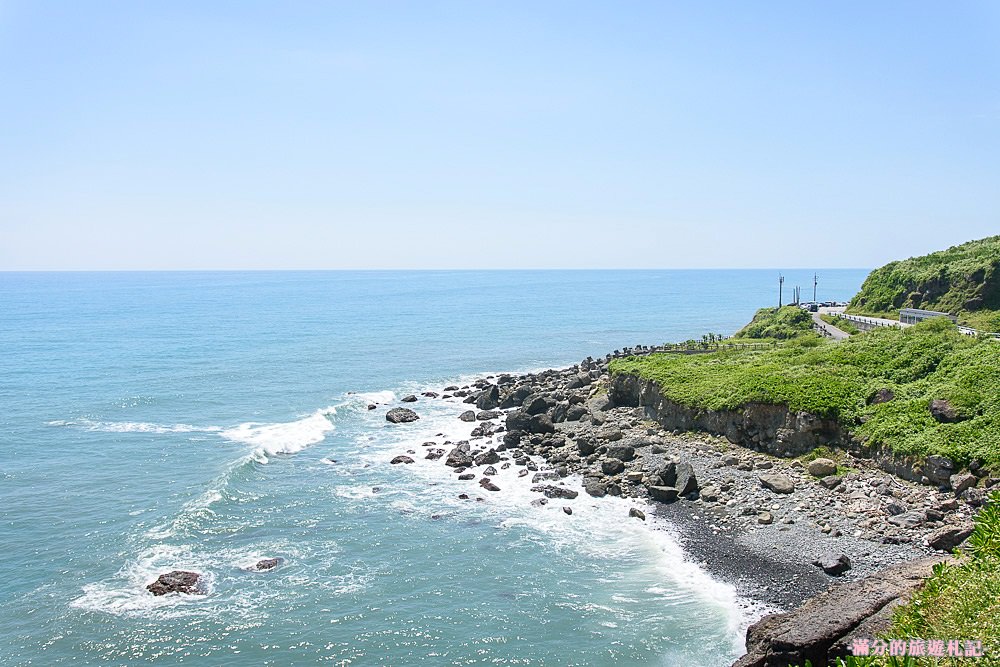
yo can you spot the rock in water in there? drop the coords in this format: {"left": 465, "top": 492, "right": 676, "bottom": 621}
{"left": 146, "top": 570, "right": 203, "bottom": 596}
{"left": 629, "top": 508, "right": 646, "bottom": 521}
{"left": 390, "top": 455, "right": 414, "bottom": 464}
{"left": 812, "top": 552, "right": 852, "bottom": 576}
{"left": 386, "top": 408, "right": 420, "bottom": 424}
{"left": 255, "top": 558, "right": 283, "bottom": 571}
{"left": 459, "top": 410, "right": 476, "bottom": 422}
{"left": 563, "top": 506, "right": 573, "bottom": 515}
{"left": 479, "top": 478, "right": 501, "bottom": 492}
{"left": 807, "top": 458, "right": 837, "bottom": 477}
{"left": 759, "top": 473, "right": 795, "bottom": 494}
{"left": 401, "top": 394, "right": 418, "bottom": 403}
{"left": 475, "top": 385, "right": 501, "bottom": 411}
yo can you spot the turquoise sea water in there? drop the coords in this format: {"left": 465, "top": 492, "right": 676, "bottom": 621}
{"left": 0, "top": 270, "right": 868, "bottom": 667}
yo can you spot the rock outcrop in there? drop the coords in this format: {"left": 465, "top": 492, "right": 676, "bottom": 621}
{"left": 146, "top": 570, "right": 204, "bottom": 596}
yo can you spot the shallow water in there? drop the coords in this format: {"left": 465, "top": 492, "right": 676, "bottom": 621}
{"left": 0, "top": 269, "right": 866, "bottom": 666}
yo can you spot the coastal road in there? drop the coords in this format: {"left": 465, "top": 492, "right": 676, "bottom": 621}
{"left": 811, "top": 309, "right": 850, "bottom": 340}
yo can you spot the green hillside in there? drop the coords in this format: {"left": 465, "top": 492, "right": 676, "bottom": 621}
{"left": 733, "top": 306, "right": 816, "bottom": 340}
{"left": 846, "top": 236, "right": 1000, "bottom": 332}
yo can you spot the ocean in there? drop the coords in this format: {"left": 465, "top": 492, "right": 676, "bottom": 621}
{"left": 0, "top": 269, "right": 868, "bottom": 666}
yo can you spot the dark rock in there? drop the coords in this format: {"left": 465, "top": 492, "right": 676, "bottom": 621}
{"left": 529, "top": 414, "right": 555, "bottom": 434}
{"left": 475, "top": 385, "right": 501, "bottom": 411}
{"left": 476, "top": 410, "right": 501, "bottom": 421}
{"left": 819, "top": 475, "right": 842, "bottom": 490}
{"left": 390, "top": 455, "right": 414, "bottom": 464}
{"left": 386, "top": 408, "right": 420, "bottom": 424}
{"left": 576, "top": 437, "right": 596, "bottom": 456}
{"left": 146, "top": 571, "right": 203, "bottom": 596}
{"left": 255, "top": 558, "right": 283, "bottom": 571}
{"left": 812, "top": 552, "right": 852, "bottom": 576}
{"left": 929, "top": 398, "right": 963, "bottom": 423}
{"left": 531, "top": 484, "right": 579, "bottom": 500}
{"left": 867, "top": 388, "right": 895, "bottom": 405}
{"left": 884, "top": 500, "right": 907, "bottom": 516}
{"left": 654, "top": 462, "right": 677, "bottom": 487}
{"left": 563, "top": 506, "right": 573, "bottom": 515}
{"left": 459, "top": 410, "right": 476, "bottom": 422}
{"left": 950, "top": 472, "right": 977, "bottom": 496}
{"left": 505, "top": 410, "right": 533, "bottom": 433}
{"left": 598, "top": 427, "right": 623, "bottom": 442}
{"left": 759, "top": 473, "right": 795, "bottom": 494}
{"left": 500, "top": 386, "right": 532, "bottom": 409}
{"left": 601, "top": 459, "right": 625, "bottom": 475}
{"left": 530, "top": 498, "right": 548, "bottom": 507}
{"left": 565, "top": 404, "right": 589, "bottom": 422}
{"left": 470, "top": 422, "right": 497, "bottom": 438}
{"left": 444, "top": 385, "right": 459, "bottom": 391}
{"left": 483, "top": 466, "right": 498, "bottom": 476}
{"left": 674, "top": 461, "right": 698, "bottom": 496}
{"left": 503, "top": 431, "right": 523, "bottom": 448}
{"left": 606, "top": 445, "right": 636, "bottom": 462}
{"left": 926, "top": 524, "right": 974, "bottom": 551}
{"left": 458, "top": 493, "right": 469, "bottom": 499}
{"left": 523, "top": 394, "right": 553, "bottom": 415}
{"left": 629, "top": 508, "right": 646, "bottom": 521}
{"left": 445, "top": 445, "right": 473, "bottom": 468}
{"left": 647, "top": 486, "right": 679, "bottom": 503}
{"left": 584, "top": 478, "right": 608, "bottom": 497}
{"left": 421, "top": 391, "right": 439, "bottom": 398}
{"left": 367, "top": 404, "right": 377, "bottom": 410}
{"left": 923, "top": 455, "right": 956, "bottom": 486}
{"left": 474, "top": 448, "right": 500, "bottom": 465}
{"left": 458, "top": 473, "right": 475, "bottom": 480}
{"left": 401, "top": 394, "right": 418, "bottom": 403}
{"left": 479, "top": 479, "right": 501, "bottom": 492}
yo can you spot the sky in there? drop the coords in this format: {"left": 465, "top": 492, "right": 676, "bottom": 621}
{"left": 1, "top": 1, "right": 998, "bottom": 270}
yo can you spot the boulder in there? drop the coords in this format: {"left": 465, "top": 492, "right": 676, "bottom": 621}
{"left": 500, "top": 386, "right": 532, "bottom": 409}
{"left": 929, "top": 398, "right": 962, "bottom": 423}
{"left": 819, "top": 475, "right": 842, "bottom": 490}
{"left": 401, "top": 394, "right": 418, "bottom": 403}
{"left": 146, "top": 570, "right": 203, "bottom": 596}
{"left": 629, "top": 508, "right": 646, "bottom": 521}
{"left": 479, "top": 479, "right": 501, "bottom": 492}
{"left": 601, "top": 459, "right": 625, "bottom": 475}
{"left": 923, "top": 454, "right": 956, "bottom": 485}
{"left": 474, "top": 448, "right": 500, "bottom": 466}
{"left": 812, "top": 552, "right": 852, "bottom": 576}
{"left": 563, "top": 506, "right": 573, "bottom": 515}
{"left": 887, "top": 510, "right": 926, "bottom": 528}
{"left": 565, "top": 404, "right": 589, "bottom": 422}
{"left": 425, "top": 448, "right": 445, "bottom": 460}
{"left": 950, "top": 472, "right": 977, "bottom": 496}
{"left": 458, "top": 473, "right": 475, "bottom": 480}
{"left": 674, "top": 461, "right": 698, "bottom": 496}
{"left": 576, "top": 437, "right": 596, "bottom": 456}
{"left": 475, "top": 385, "right": 501, "bottom": 411}
{"left": 654, "top": 462, "right": 677, "bottom": 487}
{"left": 926, "top": 524, "right": 974, "bottom": 551}
{"left": 254, "top": 558, "right": 283, "bottom": 571}
{"left": 606, "top": 445, "right": 636, "bottom": 462}
{"left": 476, "top": 410, "right": 500, "bottom": 421}
{"left": 759, "top": 473, "right": 795, "bottom": 494}
{"left": 523, "top": 394, "right": 553, "bottom": 415}
{"left": 459, "top": 410, "right": 476, "bottom": 422}
{"left": 807, "top": 458, "right": 837, "bottom": 477}
{"left": 647, "top": 486, "right": 679, "bottom": 503}
{"left": 529, "top": 414, "right": 555, "bottom": 434}
{"left": 584, "top": 478, "right": 608, "bottom": 497}
{"left": 386, "top": 408, "right": 420, "bottom": 424}
{"left": 470, "top": 422, "right": 497, "bottom": 438}
{"left": 505, "top": 410, "right": 533, "bottom": 433}
{"left": 531, "top": 484, "right": 579, "bottom": 500}
{"left": 445, "top": 445, "right": 473, "bottom": 468}
{"left": 390, "top": 455, "right": 415, "bottom": 464}
{"left": 733, "top": 556, "right": 949, "bottom": 667}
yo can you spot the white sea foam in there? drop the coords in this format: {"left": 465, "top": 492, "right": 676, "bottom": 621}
{"left": 221, "top": 407, "right": 337, "bottom": 460}
{"left": 48, "top": 419, "right": 223, "bottom": 434}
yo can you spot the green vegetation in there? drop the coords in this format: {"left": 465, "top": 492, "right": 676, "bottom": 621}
{"left": 734, "top": 306, "right": 817, "bottom": 340}
{"left": 610, "top": 318, "right": 1000, "bottom": 468}
{"left": 820, "top": 313, "right": 861, "bottom": 335}
{"left": 876, "top": 491, "right": 1000, "bottom": 666}
{"left": 847, "top": 235, "right": 1000, "bottom": 332}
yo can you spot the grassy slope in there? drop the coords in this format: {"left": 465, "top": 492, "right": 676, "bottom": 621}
{"left": 610, "top": 318, "right": 1000, "bottom": 468}
{"left": 846, "top": 235, "right": 1000, "bottom": 332}
{"left": 734, "top": 306, "right": 816, "bottom": 340}
{"left": 820, "top": 313, "right": 860, "bottom": 335}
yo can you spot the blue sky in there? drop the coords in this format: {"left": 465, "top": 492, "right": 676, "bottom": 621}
{"left": 1, "top": 1, "right": 998, "bottom": 270}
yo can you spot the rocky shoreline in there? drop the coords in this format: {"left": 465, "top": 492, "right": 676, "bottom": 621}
{"left": 378, "top": 349, "right": 990, "bottom": 665}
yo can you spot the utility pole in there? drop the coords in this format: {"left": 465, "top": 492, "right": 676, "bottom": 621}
{"left": 779, "top": 274, "right": 784, "bottom": 307}
{"left": 813, "top": 273, "right": 818, "bottom": 303}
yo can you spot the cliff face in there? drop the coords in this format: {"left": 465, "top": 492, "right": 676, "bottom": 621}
{"left": 847, "top": 235, "right": 1000, "bottom": 329}
{"left": 609, "top": 373, "right": 847, "bottom": 458}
